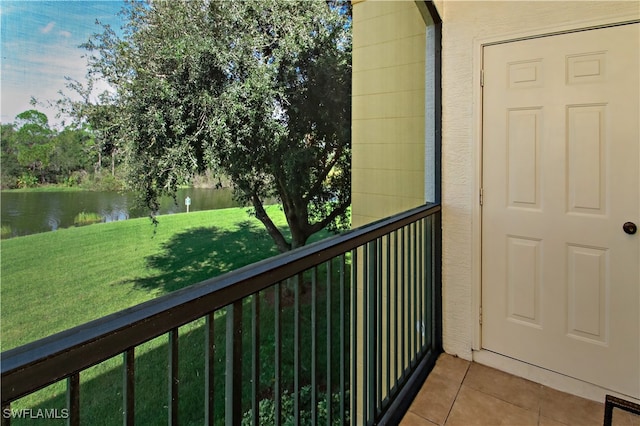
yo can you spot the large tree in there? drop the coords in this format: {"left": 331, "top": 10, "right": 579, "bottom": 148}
{"left": 81, "top": 0, "right": 351, "bottom": 251}
{"left": 13, "top": 110, "right": 55, "bottom": 183}
{"left": 1, "top": 124, "right": 22, "bottom": 187}
{"left": 57, "top": 77, "right": 123, "bottom": 175}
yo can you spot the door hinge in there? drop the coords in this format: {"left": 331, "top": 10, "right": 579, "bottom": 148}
{"left": 479, "top": 306, "right": 483, "bottom": 325}
{"left": 480, "top": 69, "right": 485, "bottom": 87}
{"left": 479, "top": 187, "right": 484, "bottom": 206}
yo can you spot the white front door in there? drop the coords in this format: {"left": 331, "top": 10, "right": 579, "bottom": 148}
{"left": 482, "top": 23, "right": 640, "bottom": 399}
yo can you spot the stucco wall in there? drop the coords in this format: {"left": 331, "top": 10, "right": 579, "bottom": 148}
{"left": 351, "top": 0, "right": 428, "bottom": 228}
{"left": 439, "top": 1, "right": 640, "bottom": 360}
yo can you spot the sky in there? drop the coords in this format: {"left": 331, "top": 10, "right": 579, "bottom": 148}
{"left": 1, "top": 0, "right": 125, "bottom": 127}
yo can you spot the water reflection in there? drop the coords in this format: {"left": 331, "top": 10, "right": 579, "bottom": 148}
{"left": 47, "top": 215, "right": 60, "bottom": 231}
{"left": 1, "top": 188, "right": 242, "bottom": 237}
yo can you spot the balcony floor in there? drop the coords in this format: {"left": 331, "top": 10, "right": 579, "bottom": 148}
{"left": 401, "top": 354, "right": 640, "bottom": 426}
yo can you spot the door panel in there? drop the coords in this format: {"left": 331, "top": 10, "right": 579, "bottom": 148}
{"left": 482, "top": 24, "right": 639, "bottom": 399}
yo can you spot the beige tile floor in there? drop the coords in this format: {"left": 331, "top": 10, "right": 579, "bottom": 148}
{"left": 401, "top": 354, "right": 640, "bottom": 426}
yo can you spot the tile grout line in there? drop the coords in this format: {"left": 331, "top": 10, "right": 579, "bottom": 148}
{"left": 441, "top": 362, "right": 471, "bottom": 425}
{"left": 537, "top": 383, "right": 544, "bottom": 426}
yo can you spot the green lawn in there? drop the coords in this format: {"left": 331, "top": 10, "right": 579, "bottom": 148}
{"left": 1, "top": 205, "right": 291, "bottom": 350}
{"left": 0, "top": 206, "right": 286, "bottom": 351}
{"left": 1, "top": 206, "right": 348, "bottom": 425}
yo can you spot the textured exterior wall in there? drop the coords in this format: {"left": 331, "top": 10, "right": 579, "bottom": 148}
{"left": 439, "top": 1, "right": 640, "bottom": 360}
{"left": 351, "top": 0, "right": 427, "bottom": 228}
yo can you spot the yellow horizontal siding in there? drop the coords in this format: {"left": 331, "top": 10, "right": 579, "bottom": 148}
{"left": 351, "top": 0, "right": 427, "bottom": 227}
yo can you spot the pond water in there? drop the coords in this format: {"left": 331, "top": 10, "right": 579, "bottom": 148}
{"left": 1, "top": 188, "right": 242, "bottom": 237}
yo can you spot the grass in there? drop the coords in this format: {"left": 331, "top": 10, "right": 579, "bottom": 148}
{"left": 73, "top": 211, "right": 103, "bottom": 226}
{"left": 0, "top": 224, "right": 12, "bottom": 239}
{"left": 1, "top": 205, "right": 291, "bottom": 349}
{"left": 1, "top": 205, "right": 349, "bottom": 425}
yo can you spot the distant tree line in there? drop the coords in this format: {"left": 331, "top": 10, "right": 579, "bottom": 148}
{"left": 1, "top": 109, "right": 123, "bottom": 189}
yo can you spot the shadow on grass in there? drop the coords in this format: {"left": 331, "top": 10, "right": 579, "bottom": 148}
{"left": 130, "top": 221, "right": 288, "bottom": 293}
{"left": 13, "top": 279, "right": 350, "bottom": 426}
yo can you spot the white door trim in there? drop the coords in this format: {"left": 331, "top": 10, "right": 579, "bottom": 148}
{"left": 471, "top": 15, "right": 640, "bottom": 353}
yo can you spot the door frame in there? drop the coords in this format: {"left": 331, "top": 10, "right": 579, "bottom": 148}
{"left": 471, "top": 16, "right": 640, "bottom": 353}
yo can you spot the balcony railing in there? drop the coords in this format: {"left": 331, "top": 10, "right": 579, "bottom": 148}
{"left": 1, "top": 203, "right": 442, "bottom": 425}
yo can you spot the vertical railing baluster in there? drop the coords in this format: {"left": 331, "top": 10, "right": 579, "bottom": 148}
{"left": 169, "top": 329, "right": 179, "bottom": 426}
{"left": 409, "top": 222, "right": 417, "bottom": 367}
{"left": 408, "top": 223, "right": 413, "bottom": 365}
{"left": 407, "top": 225, "right": 412, "bottom": 370}
{"left": 418, "top": 218, "right": 424, "bottom": 352}
{"left": 416, "top": 221, "right": 420, "bottom": 354}
{"left": 205, "top": 313, "right": 215, "bottom": 426}
{"left": 424, "top": 217, "right": 429, "bottom": 351}
{"left": 385, "top": 233, "right": 391, "bottom": 402}
{"left": 294, "top": 275, "right": 301, "bottom": 425}
{"left": 409, "top": 222, "right": 418, "bottom": 360}
{"left": 435, "top": 211, "right": 443, "bottom": 352}
{"left": 251, "top": 294, "right": 260, "bottom": 426}
{"left": 312, "top": 267, "right": 318, "bottom": 426}
{"left": 66, "top": 373, "right": 80, "bottom": 426}
{"left": 361, "top": 244, "right": 368, "bottom": 424}
{"left": 400, "top": 226, "right": 406, "bottom": 380}
{"left": 351, "top": 248, "right": 358, "bottom": 426}
{"left": 425, "top": 217, "right": 430, "bottom": 351}
{"left": 413, "top": 222, "right": 421, "bottom": 365}
{"left": 234, "top": 302, "right": 243, "bottom": 425}
{"left": 274, "top": 283, "right": 282, "bottom": 425}
{"left": 339, "top": 254, "right": 346, "bottom": 425}
{"left": 376, "top": 237, "right": 382, "bottom": 416}
{"left": 325, "top": 260, "right": 333, "bottom": 426}
{"left": 367, "top": 241, "right": 376, "bottom": 423}
{"left": 394, "top": 230, "right": 399, "bottom": 391}
{"left": 424, "top": 216, "right": 435, "bottom": 348}
{"left": 123, "top": 348, "right": 135, "bottom": 426}
{"left": 225, "top": 302, "right": 243, "bottom": 426}
{"left": 423, "top": 217, "right": 430, "bottom": 349}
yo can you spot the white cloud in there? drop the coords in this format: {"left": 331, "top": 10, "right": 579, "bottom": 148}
{"left": 2, "top": 2, "right": 126, "bottom": 127}
{"left": 41, "top": 22, "right": 56, "bottom": 34}
{"left": 0, "top": 44, "right": 106, "bottom": 127}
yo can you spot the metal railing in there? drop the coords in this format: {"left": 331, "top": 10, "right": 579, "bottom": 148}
{"left": 1, "top": 203, "right": 441, "bottom": 425}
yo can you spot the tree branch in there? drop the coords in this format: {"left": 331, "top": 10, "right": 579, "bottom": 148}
{"left": 304, "top": 144, "right": 344, "bottom": 202}
{"left": 307, "top": 193, "right": 351, "bottom": 235}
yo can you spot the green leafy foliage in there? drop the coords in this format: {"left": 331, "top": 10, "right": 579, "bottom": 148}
{"left": 80, "top": 0, "right": 352, "bottom": 251}
{"left": 0, "top": 225, "right": 13, "bottom": 239}
{"left": 13, "top": 110, "right": 55, "bottom": 183}
{"left": 16, "top": 173, "right": 38, "bottom": 188}
{"left": 73, "top": 211, "right": 103, "bottom": 226}
{"left": 1, "top": 110, "right": 103, "bottom": 189}
{"left": 241, "top": 387, "right": 350, "bottom": 426}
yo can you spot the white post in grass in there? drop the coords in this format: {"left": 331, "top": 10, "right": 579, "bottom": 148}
{"left": 185, "top": 196, "right": 191, "bottom": 213}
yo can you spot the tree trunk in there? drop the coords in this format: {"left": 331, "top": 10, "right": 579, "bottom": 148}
{"left": 289, "top": 219, "right": 310, "bottom": 250}
{"left": 251, "top": 194, "right": 291, "bottom": 252}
